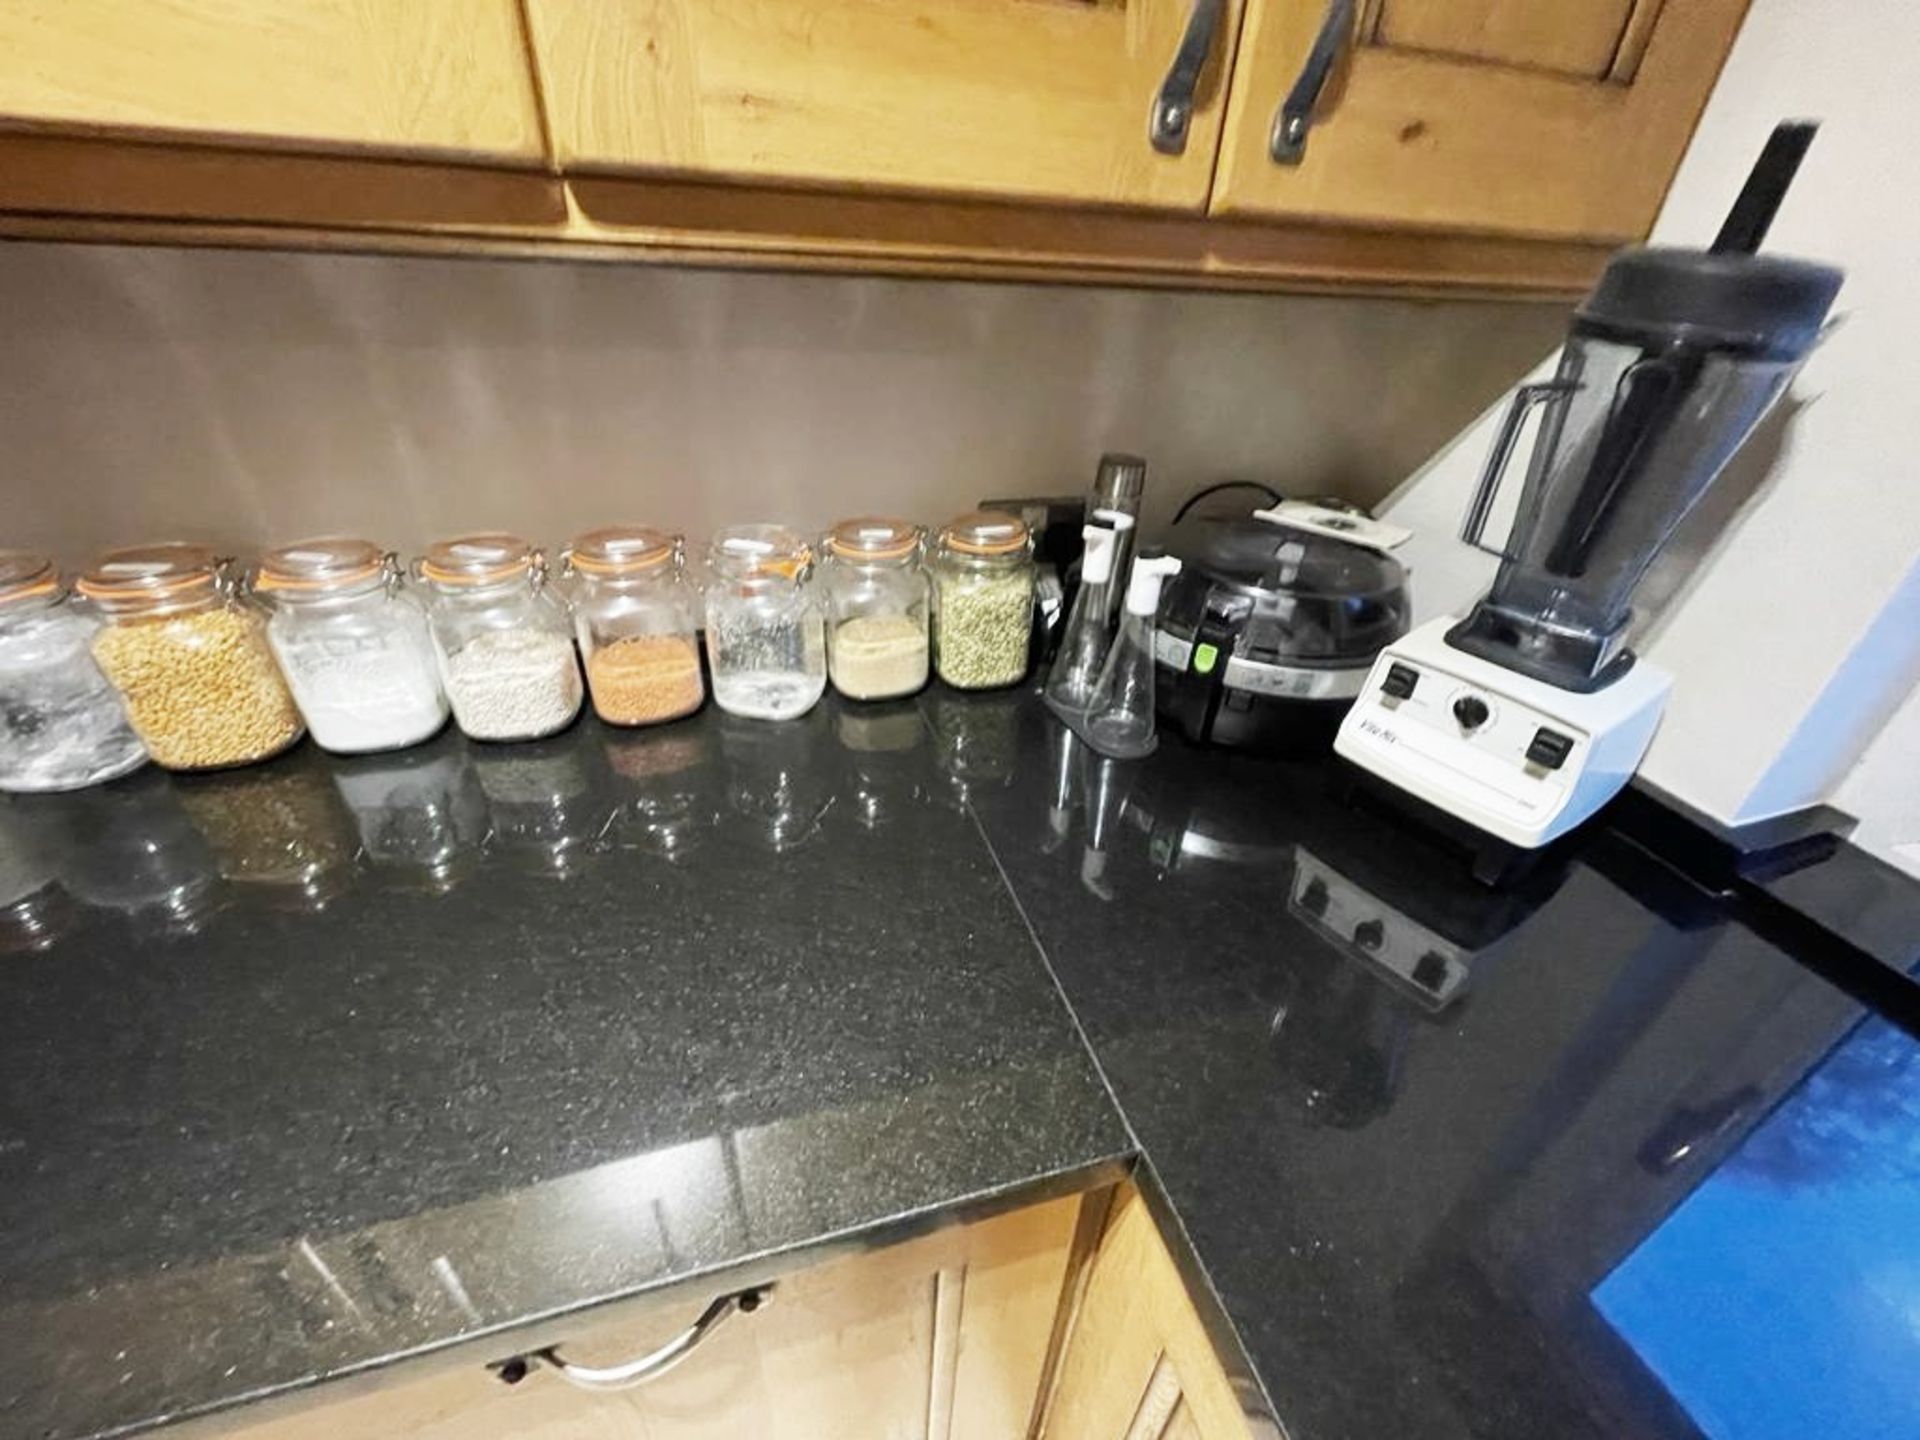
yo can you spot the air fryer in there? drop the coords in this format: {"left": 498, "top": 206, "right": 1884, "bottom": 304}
{"left": 1156, "top": 504, "right": 1410, "bottom": 753}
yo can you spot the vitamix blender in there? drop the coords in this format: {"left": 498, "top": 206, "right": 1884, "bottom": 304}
{"left": 1338, "top": 123, "right": 1844, "bottom": 852}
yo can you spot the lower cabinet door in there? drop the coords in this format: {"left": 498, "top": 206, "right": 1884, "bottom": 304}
{"left": 229, "top": 1196, "right": 1077, "bottom": 1440}
{"left": 1039, "top": 1187, "right": 1255, "bottom": 1440}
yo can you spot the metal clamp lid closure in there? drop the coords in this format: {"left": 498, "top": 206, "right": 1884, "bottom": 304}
{"left": 937, "top": 510, "right": 1031, "bottom": 557}
{"left": 76, "top": 542, "right": 231, "bottom": 610}
{"left": 256, "top": 537, "right": 396, "bottom": 597}
{"left": 708, "top": 525, "right": 814, "bottom": 583}
{"left": 824, "top": 516, "right": 923, "bottom": 564}
{"left": 417, "top": 533, "right": 544, "bottom": 588}
{"left": 563, "top": 526, "right": 682, "bottom": 578}
{"left": 0, "top": 549, "right": 59, "bottom": 606}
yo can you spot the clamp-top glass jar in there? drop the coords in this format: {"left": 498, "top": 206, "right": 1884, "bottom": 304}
{"left": 703, "top": 525, "right": 826, "bottom": 721}
{"left": 563, "top": 527, "right": 704, "bottom": 727}
{"left": 930, "top": 512, "right": 1035, "bottom": 691}
{"left": 416, "top": 533, "right": 582, "bottom": 742}
{"left": 821, "top": 517, "right": 929, "bottom": 702}
{"left": 0, "top": 551, "right": 148, "bottom": 792}
{"left": 256, "top": 538, "right": 448, "bottom": 754}
{"left": 78, "top": 543, "right": 303, "bottom": 772}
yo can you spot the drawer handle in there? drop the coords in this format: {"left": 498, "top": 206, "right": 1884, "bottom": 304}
{"left": 1269, "top": 0, "right": 1356, "bottom": 165}
{"left": 499, "top": 1286, "right": 770, "bottom": 1393}
{"left": 1149, "top": 0, "right": 1226, "bottom": 155}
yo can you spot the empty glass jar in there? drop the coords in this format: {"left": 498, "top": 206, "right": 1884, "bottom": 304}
{"left": 416, "top": 534, "right": 582, "bottom": 743}
{"left": 0, "top": 550, "right": 147, "bottom": 792}
{"left": 821, "top": 517, "right": 929, "bottom": 701}
{"left": 563, "top": 526, "right": 705, "bottom": 727}
{"left": 257, "top": 538, "right": 448, "bottom": 754}
{"left": 703, "top": 525, "right": 826, "bottom": 722}
{"left": 77, "top": 544, "right": 303, "bottom": 772}
{"left": 930, "top": 512, "right": 1035, "bottom": 691}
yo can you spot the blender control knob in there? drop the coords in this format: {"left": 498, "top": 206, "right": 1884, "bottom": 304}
{"left": 1451, "top": 695, "right": 1491, "bottom": 730}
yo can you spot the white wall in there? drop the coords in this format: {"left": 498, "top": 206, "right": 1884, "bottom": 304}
{"left": 0, "top": 243, "right": 1560, "bottom": 567}
{"left": 1380, "top": 0, "right": 1920, "bottom": 873}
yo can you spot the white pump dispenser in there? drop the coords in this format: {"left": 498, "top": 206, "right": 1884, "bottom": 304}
{"left": 1084, "top": 554, "right": 1182, "bottom": 760}
{"left": 1122, "top": 554, "right": 1180, "bottom": 617}
{"left": 1043, "top": 510, "right": 1136, "bottom": 720}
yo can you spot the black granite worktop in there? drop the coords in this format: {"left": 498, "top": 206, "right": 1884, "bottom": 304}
{"left": 3, "top": 687, "right": 1915, "bottom": 1440}
{"left": 968, "top": 696, "right": 1920, "bottom": 1440}
{"left": 0, "top": 699, "right": 1130, "bottom": 1440}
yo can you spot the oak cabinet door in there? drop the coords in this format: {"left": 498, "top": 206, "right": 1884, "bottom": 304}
{"left": 1211, "top": 0, "right": 1748, "bottom": 242}
{"left": 524, "top": 0, "right": 1243, "bottom": 211}
{"left": 0, "top": 2, "right": 545, "bottom": 164}
{"left": 1040, "top": 1188, "right": 1255, "bottom": 1440}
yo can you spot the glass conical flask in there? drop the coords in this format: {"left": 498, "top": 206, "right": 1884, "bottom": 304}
{"left": 1043, "top": 510, "right": 1135, "bottom": 720}
{"left": 1084, "top": 555, "right": 1181, "bottom": 760}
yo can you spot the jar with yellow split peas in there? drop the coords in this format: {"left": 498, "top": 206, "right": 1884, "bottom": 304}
{"left": 77, "top": 544, "right": 304, "bottom": 772}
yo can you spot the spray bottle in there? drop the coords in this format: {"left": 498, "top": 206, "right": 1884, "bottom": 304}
{"left": 1043, "top": 509, "right": 1136, "bottom": 720}
{"left": 1084, "top": 554, "right": 1182, "bottom": 760}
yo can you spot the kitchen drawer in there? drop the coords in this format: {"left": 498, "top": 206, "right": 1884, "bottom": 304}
{"left": 224, "top": 1195, "right": 1079, "bottom": 1440}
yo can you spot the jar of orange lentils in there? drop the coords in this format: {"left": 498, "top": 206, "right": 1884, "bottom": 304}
{"left": 562, "top": 527, "right": 705, "bottom": 727}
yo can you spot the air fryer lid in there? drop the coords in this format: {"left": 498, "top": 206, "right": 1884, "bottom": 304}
{"left": 1166, "top": 514, "right": 1406, "bottom": 602}
{"left": 1160, "top": 512, "right": 1409, "bottom": 670}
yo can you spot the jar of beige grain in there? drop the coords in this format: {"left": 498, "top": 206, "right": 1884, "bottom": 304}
{"left": 77, "top": 544, "right": 303, "bottom": 772}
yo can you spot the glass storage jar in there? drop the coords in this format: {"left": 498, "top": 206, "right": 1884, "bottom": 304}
{"left": 58, "top": 769, "right": 225, "bottom": 934}
{"left": 257, "top": 538, "right": 448, "bottom": 754}
{"left": 174, "top": 761, "right": 359, "bottom": 912}
{"left": 0, "top": 550, "right": 147, "bottom": 792}
{"left": 562, "top": 527, "right": 705, "bottom": 727}
{"left": 416, "top": 534, "right": 582, "bottom": 743}
{"left": 331, "top": 733, "right": 489, "bottom": 894}
{"left": 820, "top": 517, "right": 929, "bottom": 701}
{"left": 77, "top": 544, "right": 303, "bottom": 772}
{"left": 930, "top": 512, "right": 1035, "bottom": 691}
{"left": 702, "top": 525, "right": 826, "bottom": 721}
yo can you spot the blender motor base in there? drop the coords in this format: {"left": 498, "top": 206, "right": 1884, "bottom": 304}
{"left": 1334, "top": 616, "right": 1671, "bottom": 850}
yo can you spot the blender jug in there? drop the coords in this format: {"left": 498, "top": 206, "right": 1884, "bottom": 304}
{"left": 1449, "top": 245, "right": 1842, "bottom": 691}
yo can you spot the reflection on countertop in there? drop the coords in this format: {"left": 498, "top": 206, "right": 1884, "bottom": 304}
{"left": 0, "top": 697, "right": 1128, "bottom": 1440}
{"left": 969, "top": 700, "right": 1913, "bottom": 1440}
{"left": 3, "top": 682, "right": 1912, "bottom": 1440}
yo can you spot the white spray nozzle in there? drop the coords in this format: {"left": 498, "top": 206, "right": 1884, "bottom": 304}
{"left": 1090, "top": 507, "right": 1137, "bottom": 533}
{"left": 1079, "top": 523, "right": 1122, "bottom": 584}
{"left": 1123, "top": 555, "right": 1182, "bottom": 616}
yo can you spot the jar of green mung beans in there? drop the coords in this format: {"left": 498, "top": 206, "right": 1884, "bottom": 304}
{"left": 929, "top": 512, "right": 1035, "bottom": 691}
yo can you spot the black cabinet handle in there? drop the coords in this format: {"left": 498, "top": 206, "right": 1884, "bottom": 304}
{"left": 1150, "top": 0, "right": 1227, "bottom": 155}
{"left": 1269, "top": 0, "right": 1356, "bottom": 165}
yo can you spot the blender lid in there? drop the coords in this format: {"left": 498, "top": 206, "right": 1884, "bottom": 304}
{"left": 1166, "top": 512, "right": 1407, "bottom": 602}
{"left": 1577, "top": 246, "right": 1843, "bottom": 358}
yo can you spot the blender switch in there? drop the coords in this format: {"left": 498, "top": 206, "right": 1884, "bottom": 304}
{"left": 1526, "top": 728, "right": 1575, "bottom": 770}
{"left": 1451, "top": 695, "right": 1491, "bottom": 730}
{"left": 1381, "top": 663, "right": 1419, "bottom": 699}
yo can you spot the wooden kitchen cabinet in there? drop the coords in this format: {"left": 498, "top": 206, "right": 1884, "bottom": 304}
{"left": 1038, "top": 1187, "right": 1257, "bottom": 1440}
{"left": 0, "top": 1, "right": 560, "bottom": 232}
{"left": 0, "top": 1, "right": 544, "bottom": 163}
{"left": 1211, "top": 0, "right": 1750, "bottom": 242}
{"left": 0, "top": 0, "right": 1749, "bottom": 292}
{"left": 224, "top": 1196, "right": 1078, "bottom": 1440}
{"left": 523, "top": 0, "right": 1242, "bottom": 212}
